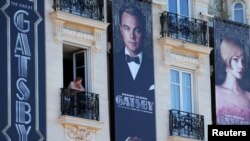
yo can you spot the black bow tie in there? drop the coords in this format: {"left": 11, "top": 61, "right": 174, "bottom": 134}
{"left": 126, "top": 55, "right": 140, "bottom": 64}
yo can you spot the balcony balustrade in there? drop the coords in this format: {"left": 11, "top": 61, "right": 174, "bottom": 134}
{"left": 169, "top": 109, "right": 204, "bottom": 140}
{"left": 61, "top": 88, "right": 99, "bottom": 121}
{"left": 160, "top": 11, "right": 208, "bottom": 46}
{"left": 53, "top": 0, "right": 104, "bottom": 21}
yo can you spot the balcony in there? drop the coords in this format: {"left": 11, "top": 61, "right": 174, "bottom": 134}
{"left": 160, "top": 11, "right": 208, "bottom": 46}
{"left": 169, "top": 109, "right": 204, "bottom": 140}
{"left": 53, "top": 0, "right": 104, "bottom": 21}
{"left": 60, "top": 88, "right": 99, "bottom": 121}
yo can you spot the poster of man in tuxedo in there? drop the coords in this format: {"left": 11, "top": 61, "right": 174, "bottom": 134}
{"left": 112, "top": 0, "right": 156, "bottom": 140}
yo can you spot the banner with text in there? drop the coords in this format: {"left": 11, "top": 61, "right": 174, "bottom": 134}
{"left": 0, "top": 0, "right": 46, "bottom": 140}
{"left": 214, "top": 18, "right": 250, "bottom": 125}
{"left": 112, "top": 0, "right": 156, "bottom": 140}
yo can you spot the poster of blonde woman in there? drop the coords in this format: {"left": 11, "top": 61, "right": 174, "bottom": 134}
{"left": 214, "top": 19, "right": 250, "bottom": 125}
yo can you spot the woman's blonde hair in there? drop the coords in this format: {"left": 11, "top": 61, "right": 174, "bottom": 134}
{"left": 220, "top": 37, "right": 244, "bottom": 67}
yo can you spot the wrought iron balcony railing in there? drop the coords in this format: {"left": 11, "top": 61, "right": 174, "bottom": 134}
{"left": 61, "top": 88, "right": 99, "bottom": 121}
{"left": 169, "top": 109, "right": 204, "bottom": 140}
{"left": 160, "top": 11, "right": 208, "bottom": 46}
{"left": 53, "top": 0, "right": 104, "bottom": 21}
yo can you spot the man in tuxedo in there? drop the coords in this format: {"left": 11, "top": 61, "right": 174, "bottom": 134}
{"left": 113, "top": 4, "right": 155, "bottom": 141}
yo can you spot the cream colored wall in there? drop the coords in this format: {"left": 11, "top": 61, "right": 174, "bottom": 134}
{"left": 193, "top": 0, "right": 209, "bottom": 19}
{"left": 45, "top": 1, "right": 65, "bottom": 141}
{"left": 90, "top": 39, "right": 110, "bottom": 141}
{"left": 152, "top": 3, "right": 171, "bottom": 141}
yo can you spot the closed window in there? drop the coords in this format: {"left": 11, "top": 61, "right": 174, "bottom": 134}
{"left": 171, "top": 69, "right": 193, "bottom": 112}
{"left": 232, "top": 2, "right": 245, "bottom": 23}
{"left": 168, "top": 0, "right": 190, "bottom": 16}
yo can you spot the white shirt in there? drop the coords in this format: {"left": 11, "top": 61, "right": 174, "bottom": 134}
{"left": 125, "top": 48, "right": 142, "bottom": 80}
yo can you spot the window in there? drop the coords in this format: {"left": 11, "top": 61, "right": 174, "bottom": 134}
{"left": 168, "top": 0, "right": 190, "bottom": 16}
{"left": 63, "top": 45, "right": 89, "bottom": 91}
{"left": 170, "top": 69, "right": 193, "bottom": 112}
{"left": 232, "top": 2, "right": 245, "bottom": 23}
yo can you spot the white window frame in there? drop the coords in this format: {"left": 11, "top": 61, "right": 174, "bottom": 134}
{"left": 73, "top": 50, "right": 89, "bottom": 91}
{"left": 231, "top": 2, "right": 245, "bottom": 23}
{"left": 167, "top": 0, "right": 192, "bottom": 17}
{"left": 170, "top": 68, "right": 194, "bottom": 113}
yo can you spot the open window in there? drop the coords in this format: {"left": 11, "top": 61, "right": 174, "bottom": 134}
{"left": 63, "top": 44, "right": 89, "bottom": 92}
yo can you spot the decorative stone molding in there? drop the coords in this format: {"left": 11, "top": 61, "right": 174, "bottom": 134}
{"left": 59, "top": 115, "right": 103, "bottom": 141}
{"left": 94, "top": 30, "right": 106, "bottom": 51}
{"left": 163, "top": 47, "right": 172, "bottom": 66}
{"left": 158, "top": 37, "right": 213, "bottom": 73}
{"left": 63, "top": 28, "right": 94, "bottom": 41}
{"left": 64, "top": 125, "right": 95, "bottom": 141}
{"left": 63, "top": 27, "right": 95, "bottom": 47}
{"left": 53, "top": 19, "right": 65, "bottom": 44}
{"left": 197, "top": 55, "right": 207, "bottom": 74}
{"left": 50, "top": 11, "right": 109, "bottom": 49}
{"left": 168, "top": 135, "right": 198, "bottom": 141}
{"left": 170, "top": 53, "right": 199, "bottom": 65}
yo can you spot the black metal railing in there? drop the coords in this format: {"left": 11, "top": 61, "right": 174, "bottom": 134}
{"left": 160, "top": 11, "right": 208, "bottom": 46}
{"left": 53, "top": 0, "right": 104, "bottom": 21}
{"left": 169, "top": 109, "right": 204, "bottom": 140}
{"left": 61, "top": 88, "right": 99, "bottom": 121}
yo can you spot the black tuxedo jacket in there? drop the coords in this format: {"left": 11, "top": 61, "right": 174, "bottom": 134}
{"left": 114, "top": 49, "right": 154, "bottom": 96}
{"left": 113, "top": 49, "right": 156, "bottom": 141}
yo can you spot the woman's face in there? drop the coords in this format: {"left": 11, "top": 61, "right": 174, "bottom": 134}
{"left": 228, "top": 53, "right": 244, "bottom": 79}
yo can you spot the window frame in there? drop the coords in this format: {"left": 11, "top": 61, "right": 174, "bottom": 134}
{"left": 63, "top": 43, "right": 92, "bottom": 92}
{"left": 231, "top": 2, "right": 245, "bottom": 24}
{"left": 73, "top": 50, "right": 89, "bottom": 91}
{"left": 167, "top": 0, "right": 192, "bottom": 17}
{"left": 170, "top": 68, "right": 194, "bottom": 113}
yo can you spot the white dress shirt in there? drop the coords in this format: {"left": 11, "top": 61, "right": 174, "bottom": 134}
{"left": 125, "top": 48, "right": 142, "bottom": 80}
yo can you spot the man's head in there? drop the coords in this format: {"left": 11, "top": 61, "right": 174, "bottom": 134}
{"left": 119, "top": 5, "right": 145, "bottom": 57}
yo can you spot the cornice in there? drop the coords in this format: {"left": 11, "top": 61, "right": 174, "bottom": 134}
{"left": 58, "top": 115, "right": 104, "bottom": 131}
{"left": 158, "top": 37, "right": 213, "bottom": 56}
{"left": 51, "top": 11, "right": 110, "bottom": 31}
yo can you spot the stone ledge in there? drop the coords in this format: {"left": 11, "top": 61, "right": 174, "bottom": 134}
{"left": 58, "top": 115, "right": 104, "bottom": 131}
{"left": 51, "top": 11, "right": 109, "bottom": 31}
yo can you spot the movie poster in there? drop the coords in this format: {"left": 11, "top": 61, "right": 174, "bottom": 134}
{"left": 0, "top": 0, "right": 46, "bottom": 140}
{"left": 112, "top": 0, "right": 156, "bottom": 140}
{"left": 214, "top": 19, "right": 250, "bottom": 125}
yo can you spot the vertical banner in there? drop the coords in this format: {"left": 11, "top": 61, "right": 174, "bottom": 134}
{"left": 112, "top": 0, "right": 156, "bottom": 140}
{"left": 0, "top": 0, "right": 46, "bottom": 140}
{"left": 214, "top": 19, "right": 250, "bottom": 125}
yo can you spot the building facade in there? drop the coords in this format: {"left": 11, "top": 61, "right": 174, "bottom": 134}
{"left": 1, "top": 0, "right": 249, "bottom": 141}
